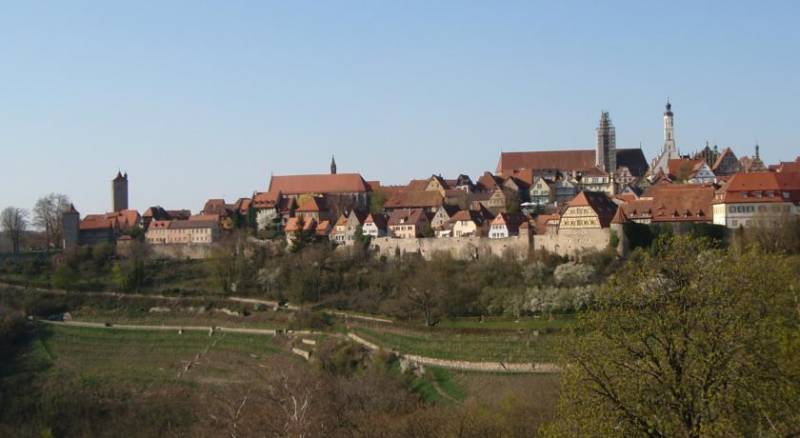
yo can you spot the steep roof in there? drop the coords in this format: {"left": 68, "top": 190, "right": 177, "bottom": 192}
{"left": 712, "top": 147, "right": 737, "bottom": 171}
{"left": 566, "top": 191, "right": 618, "bottom": 227}
{"left": 268, "top": 173, "right": 368, "bottom": 195}
{"left": 202, "top": 199, "right": 230, "bottom": 216}
{"left": 667, "top": 159, "right": 707, "bottom": 179}
{"left": 631, "top": 184, "right": 715, "bottom": 222}
{"left": 296, "top": 196, "right": 326, "bottom": 213}
{"left": 450, "top": 209, "right": 484, "bottom": 224}
{"left": 716, "top": 172, "right": 800, "bottom": 204}
{"left": 284, "top": 216, "right": 317, "bottom": 233}
{"left": 497, "top": 148, "right": 648, "bottom": 177}
{"left": 364, "top": 213, "right": 387, "bottom": 229}
{"left": 253, "top": 191, "right": 281, "bottom": 209}
{"left": 387, "top": 208, "right": 427, "bottom": 226}
{"left": 384, "top": 191, "right": 443, "bottom": 209}
{"left": 169, "top": 219, "right": 218, "bottom": 230}
{"left": 610, "top": 206, "right": 628, "bottom": 224}
{"left": 79, "top": 215, "right": 114, "bottom": 231}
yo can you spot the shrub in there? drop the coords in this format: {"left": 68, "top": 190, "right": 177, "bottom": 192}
{"left": 553, "top": 262, "right": 595, "bottom": 287}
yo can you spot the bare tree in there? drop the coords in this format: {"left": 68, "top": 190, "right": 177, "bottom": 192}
{"left": 32, "top": 193, "right": 71, "bottom": 251}
{"left": 1, "top": 207, "right": 29, "bottom": 254}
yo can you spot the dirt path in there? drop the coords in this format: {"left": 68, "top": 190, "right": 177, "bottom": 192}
{"left": 346, "top": 332, "right": 561, "bottom": 374}
{"left": 2, "top": 282, "right": 392, "bottom": 323}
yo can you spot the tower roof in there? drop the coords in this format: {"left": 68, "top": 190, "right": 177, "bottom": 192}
{"left": 113, "top": 171, "right": 127, "bottom": 181}
{"left": 664, "top": 99, "right": 673, "bottom": 116}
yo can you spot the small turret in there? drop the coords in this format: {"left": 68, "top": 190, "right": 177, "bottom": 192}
{"left": 330, "top": 155, "right": 337, "bottom": 175}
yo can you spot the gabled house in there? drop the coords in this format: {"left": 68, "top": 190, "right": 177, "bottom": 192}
{"left": 620, "top": 184, "right": 715, "bottom": 224}
{"left": 362, "top": 213, "right": 388, "bottom": 237}
{"left": 344, "top": 210, "right": 369, "bottom": 242}
{"left": 481, "top": 189, "right": 508, "bottom": 213}
{"left": 712, "top": 172, "right": 800, "bottom": 228}
{"left": 454, "top": 174, "right": 475, "bottom": 192}
{"left": 529, "top": 177, "right": 554, "bottom": 206}
{"left": 330, "top": 214, "right": 348, "bottom": 243}
{"left": 488, "top": 213, "right": 523, "bottom": 239}
{"left": 668, "top": 159, "right": 716, "bottom": 184}
{"left": 578, "top": 167, "right": 613, "bottom": 194}
{"left": 450, "top": 210, "right": 485, "bottom": 237}
{"left": 711, "top": 148, "right": 742, "bottom": 176}
{"left": 553, "top": 178, "right": 578, "bottom": 205}
{"left": 430, "top": 205, "right": 460, "bottom": 231}
{"left": 384, "top": 190, "right": 443, "bottom": 213}
{"left": 387, "top": 208, "right": 430, "bottom": 239}
{"left": 559, "top": 192, "right": 618, "bottom": 230}
{"left": 284, "top": 216, "right": 317, "bottom": 244}
{"left": 315, "top": 220, "right": 332, "bottom": 238}
{"left": 295, "top": 196, "right": 328, "bottom": 222}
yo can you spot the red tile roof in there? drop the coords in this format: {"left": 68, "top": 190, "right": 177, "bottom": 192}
{"left": 715, "top": 172, "right": 800, "bottom": 204}
{"left": 284, "top": 216, "right": 316, "bottom": 233}
{"left": 497, "top": 149, "right": 649, "bottom": 177}
{"left": 627, "top": 184, "right": 715, "bottom": 222}
{"left": 384, "top": 191, "right": 443, "bottom": 209}
{"left": 296, "top": 196, "right": 326, "bottom": 212}
{"left": 566, "top": 191, "right": 618, "bottom": 227}
{"left": 268, "top": 173, "right": 368, "bottom": 195}
{"left": 253, "top": 191, "right": 281, "bottom": 208}
{"left": 364, "top": 213, "right": 387, "bottom": 229}
{"left": 387, "top": 208, "right": 427, "bottom": 226}
{"left": 79, "top": 214, "right": 114, "bottom": 231}
{"left": 667, "top": 159, "right": 706, "bottom": 178}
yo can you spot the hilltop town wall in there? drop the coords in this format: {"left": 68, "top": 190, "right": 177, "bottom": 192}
{"left": 148, "top": 243, "right": 214, "bottom": 260}
{"left": 369, "top": 229, "right": 611, "bottom": 260}
{"left": 532, "top": 228, "right": 610, "bottom": 256}
{"left": 370, "top": 236, "right": 530, "bottom": 260}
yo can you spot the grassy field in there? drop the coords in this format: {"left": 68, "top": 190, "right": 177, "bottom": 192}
{"left": 438, "top": 314, "right": 576, "bottom": 331}
{"left": 30, "top": 324, "right": 281, "bottom": 385}
{"left": 353, "top": 326, "right": 562, "bottom": 363}
{"left": 69, "top": 307, "right": 292, "bottom": 330}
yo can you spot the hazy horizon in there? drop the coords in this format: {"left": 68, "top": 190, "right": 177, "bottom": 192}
{"left": 2, "top": 1, "right": 799, "bottom": 216}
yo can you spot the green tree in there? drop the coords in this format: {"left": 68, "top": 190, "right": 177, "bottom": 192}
{"left": 111, "top": 241, "right": 150, "bottom": 291}
{"left": 51, "top": 263, "right": 78, "bottom": 290}
{"left": 545, "top": 237, "right": 800, "bottom": 437}
{"left": 369, "top": 191, "right": 387, "bottom": 215}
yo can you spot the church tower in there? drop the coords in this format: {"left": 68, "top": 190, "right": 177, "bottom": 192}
{"left": 595, "top": 111, "right": 616, "bottom": 173}
{"left": 650, "top": 100, "right": 680, "bottom": 177}
{"left": 112, "top": 171, "right": 128, "bottom": 212}
{"left": 330, "top": 155, "right": 337, "bottom": 175}
{"left": 662, "top": 100, "right": 677, "bottom": 158}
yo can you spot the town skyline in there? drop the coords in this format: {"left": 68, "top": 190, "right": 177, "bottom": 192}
{"left": 3, "top": 2, "right": 799, "bottom": 214}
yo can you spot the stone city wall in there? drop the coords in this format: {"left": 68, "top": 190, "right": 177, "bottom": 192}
{"left": 369, "top": 236, "right": 530, "bottom": 260}
{"left": 532, "top": 228, "right": 610, "bottom": 256}
{"left": 369, "top": 230, "right": 611, "bottom": 260}
{"left": 148, "top": 243, "right": 214, "bottom": 260}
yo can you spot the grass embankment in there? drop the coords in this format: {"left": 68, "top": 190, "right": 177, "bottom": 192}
{"left": 30, "top": 324, "right": 280, "bottom": 384}
{"left": 352, "top": 319, "right": 568, "bottom": 363}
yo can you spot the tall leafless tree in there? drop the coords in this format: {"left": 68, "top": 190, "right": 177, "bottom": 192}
{"left": 1, "top": 207, "right": 29, "bottom": 254}
{"left": 32, "top": 193, "right": 71, "bottom": 251}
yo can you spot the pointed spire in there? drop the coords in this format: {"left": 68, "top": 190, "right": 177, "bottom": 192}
{"left": 330, "top": 155, "right": 337, "bottom": 175}
{"left": 755, "top": 143, "right": 760, "bottom": 159}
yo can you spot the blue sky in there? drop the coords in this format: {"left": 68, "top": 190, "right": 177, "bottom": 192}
{"left": 2, "top": 1, "right": 799, "bottom": 216}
